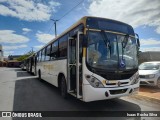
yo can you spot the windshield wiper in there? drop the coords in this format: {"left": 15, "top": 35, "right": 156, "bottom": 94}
{"left": 100, "top": 30, "right": 111, "bottom": 58}
{"left": 122, "top": 34, "right": 129, "bottom": 48}
{"left": 121, "top": 34, "right": 129, "bottom": 59}
{"left": 119, "top": 34, "right": 129, "bottom": 69}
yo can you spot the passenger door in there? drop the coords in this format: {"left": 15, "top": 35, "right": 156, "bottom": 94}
{"left": 67, "top": 31, "right": 83, "bottom": 98}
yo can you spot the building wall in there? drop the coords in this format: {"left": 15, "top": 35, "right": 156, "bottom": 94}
{"left": 0, "top": 61, "right": 7, "bottom": 67}
{"left": 139, "top": 51, "right": 160, "bottom": 64}
{"left": 7, "top": 61, "right": 21, "bottom": 67}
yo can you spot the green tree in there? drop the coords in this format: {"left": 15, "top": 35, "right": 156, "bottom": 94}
{"left": 16, "top": 51, "right": 34, "bottom": 61}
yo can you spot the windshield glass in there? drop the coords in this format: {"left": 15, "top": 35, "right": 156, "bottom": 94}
{"left": 139, "top": 63, "right": 160, "bottom": 70}
{"left": 87, "top": 31, "right": 138, "bottom": 70}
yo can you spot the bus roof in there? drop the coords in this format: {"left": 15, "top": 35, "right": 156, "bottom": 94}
{"left": 35, "top": 16, "right": 133, "bottom": 53}
{"left": 35, "top": 16, "right": 87, "bottom": 53}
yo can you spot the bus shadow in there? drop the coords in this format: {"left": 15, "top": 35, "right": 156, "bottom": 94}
{"left": 14, "top": 68, "right": 24, "bottom": 71}
{"left": 12, "top": 78, "right": 141, "bottom": 120}
{"left": 16, "top": 71, "right": 33, "bottom": 77}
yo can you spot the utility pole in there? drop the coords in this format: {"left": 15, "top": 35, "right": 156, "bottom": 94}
{"left": 49, "top": 0, "right": 84, "bottom": 38}
{"left": 50, "top": 19, "right": 58, "bottom": 37}
{"left": 31, "top": 47, "right": 33, "bottom": 53}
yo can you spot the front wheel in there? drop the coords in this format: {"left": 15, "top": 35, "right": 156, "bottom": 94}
{"left": 157, "top": 78, "right": 160, "bottom": 88}
{"left": 60, "top": 76, "right": 68, "bottom": 98}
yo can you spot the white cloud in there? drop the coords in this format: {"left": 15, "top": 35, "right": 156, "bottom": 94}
{"left": 0, "top": 0, "right": 61, "bottom": 21}
{"left": 22, "top": 28, "right": 32, "bottom": 34}
{"left": 22, "top": 28, "right": 32, "bottom": 32}
{"left": 88, "top": 0, "right": 160, "bottom": 34}
{"left": 155, "top": 26, "right": 160, "bottom": 34}
{"left": 3, "top": 51, "right": 14, "bottom": 57}
{"left": 34, "top": 45, "right": 44, "bottom": 50}
{"left": 49, "top": 1, "right": 61, "bottom": 8}
{"left": 0, "top": 30, "right": 29, "bottom": 43}
{"left": 140, "top": 38, "right": 160, "bottom": 51}
{"left": 3, "top": 44, "right": 27, "bottom": 50}
{"left": 36, "top": 32, "right": 54, "bottom": 44}
{"left": 140, "top": 38, "right": 160, "bottom": 46}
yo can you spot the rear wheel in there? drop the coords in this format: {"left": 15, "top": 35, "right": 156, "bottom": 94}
{"left": 60, "top": 76, "right": 68, "bottom": 98}
{"left": 157, "top": 78, "right": 160, "bottom": 88}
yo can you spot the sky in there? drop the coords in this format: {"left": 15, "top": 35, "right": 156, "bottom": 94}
{"left": 0, "top": 0, "right": 160, "bottom": 57}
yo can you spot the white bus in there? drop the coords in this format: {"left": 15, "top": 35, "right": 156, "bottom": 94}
{"left": 24, "top": 53, "right": 36, "bottom": 75}
{"left": 34, "top": 16, "right": 140, "bottom": 102}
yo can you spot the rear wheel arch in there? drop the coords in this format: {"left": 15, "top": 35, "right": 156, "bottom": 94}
{"left": 58, "top": 73, "right": 66, "bottom": 88}
{"left": 58, "top": 73, "right": 68, "bottom": 98}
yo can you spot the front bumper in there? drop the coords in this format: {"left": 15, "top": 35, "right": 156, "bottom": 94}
{"left": 82, "top": 83, "right": 139, "bottom": 102}
{"left": 140, "top": 78, "right": 157, "bottom": 86}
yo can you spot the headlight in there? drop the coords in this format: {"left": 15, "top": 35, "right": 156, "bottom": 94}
{"left": 130, "top": 72, "right": 139, "bottom": 85}
{"left": 85, "top": 74, "right": 104, "bottom": 88}
{"left": 148, "top": 74, "right": 155, "bottom": 79}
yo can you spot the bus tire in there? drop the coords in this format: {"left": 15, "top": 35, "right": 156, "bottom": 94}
{"left": 60, "top": 76, "right": 68, "bottom": 99}
{"left": 38, "top": 70, "right": 41, "bottom": 80}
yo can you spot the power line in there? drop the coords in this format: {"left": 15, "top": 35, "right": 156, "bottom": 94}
{"left": 48, "top": 22, "right": 55, "bottom": 34}
{"left": 58, "top": 0, "right": 84, "bottom": 21}
{"left": 50, "top": 0, "right": 84, "bottom": 37}
{"left": 42, "top": 0, "right": 84, "bottom": 43}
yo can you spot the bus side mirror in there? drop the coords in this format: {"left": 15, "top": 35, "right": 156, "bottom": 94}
{"left": 135, "top": 33, "right": 140, "bottom": 48}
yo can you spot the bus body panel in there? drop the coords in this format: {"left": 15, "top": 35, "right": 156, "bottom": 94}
{"left": 37, "top": 59, "right": 67, "bottom": 87}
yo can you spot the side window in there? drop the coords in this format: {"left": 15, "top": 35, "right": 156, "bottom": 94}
{"left": 59, "top": 35, "right": 67, "bottom": 58}
{"left": 51, "top": 41, "right": 58, "bottom": 60}
{"left": 45, "top": 45, "right": 51, "bottom": 61}
{"left": 36, "top": 53, "right": 39, "bottom": 62}
{"left": 41, "top": 49, "right": 45, "bottom": 61}
{"left": 39, "top": 51, "right": 42, "bottom": 62}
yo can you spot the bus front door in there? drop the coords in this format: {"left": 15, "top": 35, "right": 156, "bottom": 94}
{"left": 67, "top": 31, "right": 83, "bottom": 99}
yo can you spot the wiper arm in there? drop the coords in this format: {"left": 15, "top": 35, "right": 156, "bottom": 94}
{"left": 100, "top": 30, "right": 111, "bottom": 57}
{"left": 121, "top": 34, "right": 129, "bottom": 59}
{"left": 122, "top": 34, "right": 129, "bottom": 48}
{"left": 119, "top": 34, "right": 129, "bottom": 69}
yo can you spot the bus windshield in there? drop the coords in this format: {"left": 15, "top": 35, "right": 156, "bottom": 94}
{"left": 87, "top": 31, "right": 138, "bottom": 71}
